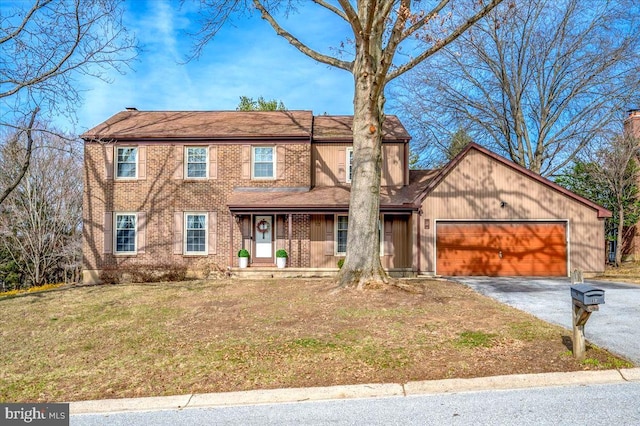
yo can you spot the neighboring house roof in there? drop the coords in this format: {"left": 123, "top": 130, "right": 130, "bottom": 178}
{"left": 81, "top": 110, "right": 315, "bottom": 141}
{"left": 81, "top": 110, "right": 411, "bottom": 142}
{"left": 227, "top": 169, "right": 440, "bottom": 212}
{"left": 412, "top": 143, "right": 612, "bottom": 218}
{"left": 313, "top": 115, "right": 411, "bottom": 142}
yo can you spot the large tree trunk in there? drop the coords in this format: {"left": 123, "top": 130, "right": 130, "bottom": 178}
{"left": 336, "top": 36, "right": 388, "bottom": 289}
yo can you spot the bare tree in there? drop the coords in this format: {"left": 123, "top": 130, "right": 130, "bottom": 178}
{"left": 193, "top": 0, "right": 503, "bottom": 288}
{"left": 395, "top": 0, "right": 640, "bottom": 176}
{"left": 0, "top": 0, "right": 136, "bottom": 204}
{"left": 588, "top": 134, "right": 639, "bottom": 266}
{"left": 0, "top": 129, "right": 83, "bottom": 288}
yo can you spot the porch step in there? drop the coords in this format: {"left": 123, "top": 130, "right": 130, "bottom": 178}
{"left": 230, "top": 268, "right": 417, "bottom": 279}
{"left": 230, "top": 267, "right": 338, "bottom": 279}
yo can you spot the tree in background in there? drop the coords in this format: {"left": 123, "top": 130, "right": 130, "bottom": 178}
{"left": 0, "top": 128, "right": 82, "bottom": 288}
{"left": 0, "top": 0, "right": 136, "bottom": 205}
{"left": 557, "top": 133, "right": 640, "bottom": 266}
{"left": 193, "top": 0, "right": 503, "bottom": 288}
{"left": 394, "top": 0, "right": 640, "bottom": 175}
{"left": 237, "top": 96, "right": 286, "bottom": 111}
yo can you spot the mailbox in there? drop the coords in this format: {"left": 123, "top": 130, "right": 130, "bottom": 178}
{"left": 570, "top": 284, "right": 605, "bottom": 305}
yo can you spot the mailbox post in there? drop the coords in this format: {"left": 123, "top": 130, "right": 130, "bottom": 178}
{"left": 569, "top": 284, "right": 605, "bottom": 360}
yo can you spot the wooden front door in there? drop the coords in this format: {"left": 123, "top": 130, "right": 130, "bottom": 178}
{"left": 436, "top": 222, "right": 567, "bottom": 276}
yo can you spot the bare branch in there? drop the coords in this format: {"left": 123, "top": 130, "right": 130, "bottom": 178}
{"left": 0, "top": 107, "right": 39, "bottom": 206}
{"left": 387, "top": 0, "right": 504, "bottom": 82}
{"left": 253, "top": 0, "right": 353, "bottom": 71}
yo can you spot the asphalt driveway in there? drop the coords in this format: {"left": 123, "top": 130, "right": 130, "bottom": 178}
{"left": 451, "top": 277, "right": 640, "bottom": 365}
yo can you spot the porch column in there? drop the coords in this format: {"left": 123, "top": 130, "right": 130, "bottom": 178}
{"left": 288, "top": 213, "right": 292, "bottom": 266}
{"left": 229, "top": 214, "right": 234, "bottom": 268}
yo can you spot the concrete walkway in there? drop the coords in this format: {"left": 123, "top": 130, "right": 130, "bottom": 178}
{"left": 70, "top": 369, "right": 640, "bottom": 415}
{"left": 452, "top": 277, "right": 640, "bottom": 365}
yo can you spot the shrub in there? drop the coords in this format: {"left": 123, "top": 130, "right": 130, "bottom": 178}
{"left": 276, "top": 249, "right": 288, "bottom": 258}
{"left": 337, "top": 258, "right": 344, "bottom": 269}
{"left": 238, "top": 249, "right": 250, "bottom": 258}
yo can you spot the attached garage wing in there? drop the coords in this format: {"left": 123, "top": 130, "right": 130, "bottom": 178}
{"left": 436, "top": 222, "right": 567, "bottom": 277}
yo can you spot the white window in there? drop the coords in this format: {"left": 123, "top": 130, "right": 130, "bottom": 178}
{"left": 115, "top": 213, "right": 136, "bottom": 254}
{"left": 185, "top": 213, "right": 207, "bottom": 255}
{"left": 185, "top": 147, "right": 207, "bottom": 178}
{"left": 336, "top": 215, "right": 348, "bottom": 255}
{"left": 252, "top": 146, "right": 275, "bottom": 179}
{"left": 116, "top": 147, "right": 137, "bottom": 178}
{"left": 346, "top": 147, "right": 354, "bottom": 183}
{"left": 335, "top": 214, "right": 384, "bottom": 256}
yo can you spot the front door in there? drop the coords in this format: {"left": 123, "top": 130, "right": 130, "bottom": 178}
{"left": 254, "top": 215, "right": 273, "bottom": 263}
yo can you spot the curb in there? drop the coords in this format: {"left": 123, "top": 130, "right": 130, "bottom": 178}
{"left": 70, "top": 368, "right": 640, "bottom": 415}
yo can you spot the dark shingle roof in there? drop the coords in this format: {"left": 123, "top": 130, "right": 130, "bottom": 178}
{"left": 81, "top": 110, "right": 314, "bottom": 140}
{"left": 227, "top": 169, "right": 440, "bottom": 212}
{"left": 313, "top": 115, "right": 410, "bottom": 141}
{"left": 81, "top": 110, "right": 411, "bottom": 142}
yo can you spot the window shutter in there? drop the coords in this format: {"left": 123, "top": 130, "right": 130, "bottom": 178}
{"left": 277, "top": 146, "right": 286, "bottom": 180}
{"left": 173, "top": 145, "right": 183, "bottom": 179}
{"left": 241, "top": 145, "right": 251, "bottom": 179}
{"left": 208, "top": 211, "right": 217, "bottom": 255}
{"left": 105, "top": 146, "right": 114, "bottom": 180}
{"left": 384, "top": 217, "right": 393, "bottom": 256}
{"left": 324, "top": 215, "right": 334, "bottom": 255}
{"left": 138, "top": 146, "right": 147, "bottom": 180}
{"left": 173, "top": 212, "right": 183, "bottom": 255}
{"left": 104, "top": 212, "right": 113, "bottom": 254}
{"left": 209, "top": 146, "right": 218, "bottom": 179}
{"left": 337, "top": 148, "right": 346, "bottom": 183}
{"left": 136, "top": 212, "right": 147, "bottom": 254}
{"left": 276, "top": 215, "right": 285, "bottom": 239}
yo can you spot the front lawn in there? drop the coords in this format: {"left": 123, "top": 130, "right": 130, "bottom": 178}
{"left": 0, "top": 278, "right": 631, "bottom": 402}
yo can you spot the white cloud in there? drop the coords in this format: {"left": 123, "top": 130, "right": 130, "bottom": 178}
{"left": 75, "top": 1, "right": 355, "bottom": 132}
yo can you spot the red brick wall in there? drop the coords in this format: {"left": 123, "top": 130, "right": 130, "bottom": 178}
{"left": 83, "top": 141, "right": 311, "bottom": 281}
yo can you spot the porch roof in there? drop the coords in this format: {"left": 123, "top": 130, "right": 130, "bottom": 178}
{"left": 227, "top": 169, "right": 439, "bottom": 213}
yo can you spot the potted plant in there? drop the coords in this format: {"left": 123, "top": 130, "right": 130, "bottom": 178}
{"left": 238, "top": 249, "right": 250, "bottom": 268}
{"left": 275, "top": 249, "right": 288, "bottom": 268}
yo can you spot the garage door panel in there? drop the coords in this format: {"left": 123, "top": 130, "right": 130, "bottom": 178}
{"left": 437, "top": 222, "right": 567, "bottom": 277}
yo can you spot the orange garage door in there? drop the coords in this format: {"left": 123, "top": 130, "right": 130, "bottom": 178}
{"left": 436, "top": 222, "right": 567, "bottom": 276}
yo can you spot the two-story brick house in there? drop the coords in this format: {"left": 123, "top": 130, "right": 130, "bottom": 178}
{"left": 82, "top": 109, "right": 610, "bottom": 283}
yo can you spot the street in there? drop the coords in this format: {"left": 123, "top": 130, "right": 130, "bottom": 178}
{"left": 71, "top": 381, "right": 640, "bottom": 426}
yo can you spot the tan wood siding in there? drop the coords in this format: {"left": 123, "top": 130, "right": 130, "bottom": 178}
{"left": 436, "top": 222, "right": 567, "bottom": 276}
{"left": 313, "top": 143, "right": 405, "bottom": 186}
{"left": 420, "top": 150, "right": 606, "bottom": 275}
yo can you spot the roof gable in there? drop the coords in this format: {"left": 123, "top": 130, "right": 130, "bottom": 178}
{"left": 414, "top": 143, "right": 611, "bottom": 218}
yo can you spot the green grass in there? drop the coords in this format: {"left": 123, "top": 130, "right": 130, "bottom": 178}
{"left": 454, "top": 331, "right": 497, "bottom": 348}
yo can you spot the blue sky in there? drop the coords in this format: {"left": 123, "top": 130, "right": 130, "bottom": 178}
{"left": 77, "top": 0, "right": 358, "bottom": 132}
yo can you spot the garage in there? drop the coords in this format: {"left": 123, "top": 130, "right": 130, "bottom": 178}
{"left": 436, "top": 221, "right": 567, "bottom": 276}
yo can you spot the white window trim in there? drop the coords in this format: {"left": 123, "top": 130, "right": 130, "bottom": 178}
{"left": 252, "top": 146, "right": 276, "bottom": 180}
{"left": 184, "top": 212, "right": 208, "bottom": 255}
{"left": 114, "top": 212, "right": 137, "bottom": 254}
{"left": 335, "top": 214, "right": 348, "bottom": 256}
{"left": 346, "top": 147, "right": 354, "bottom": 183}
{"left": 334, "top": 214, "right": 384, "bottom": 257}
{"left": 184, "top": 146, "right": 208, "bottom": 179}
{"left": 115, "top": 147, "right": 138, "bottom": 179}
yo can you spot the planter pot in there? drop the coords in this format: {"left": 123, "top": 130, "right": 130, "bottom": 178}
{"left": 276, "top": 257, "right": 287, "bottom": 269}
{"left": 238, "top": 257, "right": 249, "bottom": 268}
